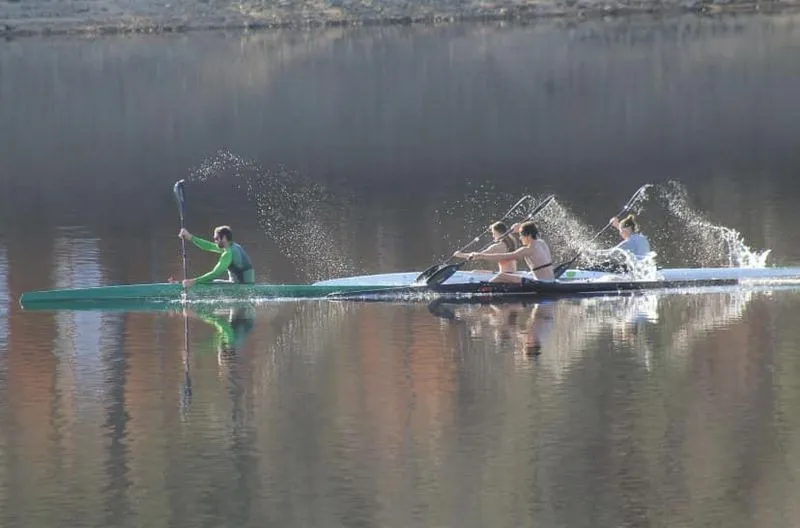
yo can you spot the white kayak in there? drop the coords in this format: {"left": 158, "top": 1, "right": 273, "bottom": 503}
{"left": 313, "top": 266, "right": 800, "bottom": 287}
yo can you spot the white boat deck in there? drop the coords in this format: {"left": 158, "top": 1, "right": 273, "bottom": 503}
{"left": 314, "top": 267, "right": 800, "bottom": 287}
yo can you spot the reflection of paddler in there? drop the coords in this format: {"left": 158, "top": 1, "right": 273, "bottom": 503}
{"left": 192, "top": 306, "right": 255, "bottom": 365}
{"left": 487, "top": 304, "right": 524, "bottom": 343}
{"left": 522, "top": 302, "right": 555, "bottom": 357}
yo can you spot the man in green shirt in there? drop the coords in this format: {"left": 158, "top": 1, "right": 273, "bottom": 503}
{"left": 177, "top": 225, "right": 255, "bottom": 288}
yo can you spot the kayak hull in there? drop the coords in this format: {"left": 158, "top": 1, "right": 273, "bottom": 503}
{"left": 20, "top": 268, "right": 788, "bottom": 309}
{"left": 324, "top": 277, "right": 739, "bottom": 301}
{"left": 18, "top": 282, "right": 388, "bottom": 305}
{"left": 18, "top": 267, "right": 800, "bottom": 309}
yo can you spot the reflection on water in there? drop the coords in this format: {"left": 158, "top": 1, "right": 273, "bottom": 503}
{"left": 0, "top": 245, "right": 7, "bottom": 525}
{"left": 5, "top": 289, "right": 800, "bottom": 525}
{"left": 429, "top": 288, "right": 752, "bottom": 378}
{"left": 0, "top": 245, "right": 7, "bottom": 352}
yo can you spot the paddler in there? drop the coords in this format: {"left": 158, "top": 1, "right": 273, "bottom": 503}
{"left": 454, "top": 221, "right": 519, "bottom": 274}
{"left": 610, "top": 214, "right": 651, "bottom": 258}
{"left": 456, "top": 221, "right": 554, "bottom": 283}
{"left": 177, "top": 226, "right": 255, "bottom": 288}
{"left": 583, "top": 214, "right": 652, "bottom": 273}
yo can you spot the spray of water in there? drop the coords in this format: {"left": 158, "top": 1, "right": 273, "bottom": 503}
{"left": 539, "top": 181, "right": 768, "bottom": 274}
{"left": 535, "top": 200, "right": 601, "bottom": 260}
{"left": 433, "top": 187, "right": 540, "bottom": 255}
{"left": 190, "top": 149, "right": 357, "bottom": 281}
{"left": 654, "top": 181, "right": 770, "bottom": 268}
{"left": 534, "top": 190, "right": 658, "bottom": 279}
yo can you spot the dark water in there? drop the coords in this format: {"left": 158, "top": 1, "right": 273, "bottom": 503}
{"left": 3, "top": 14, "right": 800, "bottom": 527}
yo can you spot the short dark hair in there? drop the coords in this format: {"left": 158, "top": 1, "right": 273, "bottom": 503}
{"left": 214, "top": 225, "right": 233, "bottom": 241}
{"left": 519, "top": 221, "right": 539, "bottom": 239}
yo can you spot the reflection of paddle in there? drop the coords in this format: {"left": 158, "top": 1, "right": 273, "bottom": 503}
{"left": 414, "top": 195, "right": 534, "bottom": 284}
{"left": 180, "top": 306, "right": 192, "bottom": 414}
{"left": 427, "top": 299, "right": 457, "bottom": 320}
{"left": 425, "top": 194, "right": 556, "bottom": 287}
{"left": 553, "top": 184, "right": 651, "bottom": 279}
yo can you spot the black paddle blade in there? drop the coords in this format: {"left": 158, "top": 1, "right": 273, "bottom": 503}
{"left": 414, "top": 263, "right": 443, "bottom": 284}
{"left": 425, "top": 262, "right": 465, "bottom": 287}
{"left": 173, "top": 179, "right": 186, "bottom": 220}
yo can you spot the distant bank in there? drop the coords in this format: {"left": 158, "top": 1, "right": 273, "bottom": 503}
{"left": 2, "top": 0, "right": 799, "bottom": 38}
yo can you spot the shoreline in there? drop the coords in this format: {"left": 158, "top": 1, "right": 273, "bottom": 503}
{"left": 2, "top": 1, "right": 799, "bottom": 39}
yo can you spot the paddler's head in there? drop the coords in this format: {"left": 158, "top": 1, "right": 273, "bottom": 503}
{"left": 618, "top": 215, "right": 639, "bottom": 239}
{"left": 213, "top": 226, "right": 234, "bottom": 249}
{"left": 490, "top": 221, "right": 510, "bottom": 240}
{"left": 518, "top": 221, "right": 539, "bottom": 246}
{"left": 492, "top": 221, "right": 519, "bottom": 252}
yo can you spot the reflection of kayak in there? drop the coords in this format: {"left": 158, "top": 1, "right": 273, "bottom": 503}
{"left": 18, "top": 266, "right": 800, "bottom": 309}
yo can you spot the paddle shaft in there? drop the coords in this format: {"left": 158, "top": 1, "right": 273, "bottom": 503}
{"left": 174, "top": 180, "right": 188, "bottom": 282}
{"left": 449, "top": 194, "right": 534, "bottom": 261}
{"left": 424, "top": 195, "right": 556, "bottom": 286}
{"left": 418, "top": 194, "right": 534, "bottom": 277}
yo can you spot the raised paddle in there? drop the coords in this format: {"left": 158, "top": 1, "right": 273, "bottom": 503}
{"left": 552, "top": 184, "right": 651, "bottom": 279}
{"left": 425, "top": 194, "right": 556, "bottom": 287}
{"left": 173, "top": 179, "right": 188, "bottom": 284}
{"left": 414, "top": 194, "right": 534, "bottom": 284}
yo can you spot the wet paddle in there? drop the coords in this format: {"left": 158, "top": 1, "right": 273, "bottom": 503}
{"left": 414, "top": 194, "right": 534, "bottom": 284}
{"left": 173, "top": 179, "right": 188, "bottom": 284}
{"left": 552, "top": 184, "right": 651, "bottom": 279}
{"left": 425, "top": 194, "right": 556, "bottom": 287}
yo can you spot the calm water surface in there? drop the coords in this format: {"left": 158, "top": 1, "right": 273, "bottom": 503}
{"left": 3, "top": 13, "right": 800, "bottom": 527}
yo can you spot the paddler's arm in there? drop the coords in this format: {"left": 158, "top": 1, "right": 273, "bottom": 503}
{"left": 190, "top": 235, "right": 224, "bottom": 254}
{"left": 453, "top": 242, "right": 504, "bottom": 260}
{"left": 191, "top": 249, "right": 233, "bottom": 284}
{"left": 178, "top": 229, "right": 224, "bottom": 254}
{"left": 466, "top": 247, "right": 529, "bottom": 262}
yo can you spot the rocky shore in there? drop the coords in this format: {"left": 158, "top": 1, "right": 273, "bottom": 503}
{"left": 2, "top": 0, "right": 799, "bottom": 37}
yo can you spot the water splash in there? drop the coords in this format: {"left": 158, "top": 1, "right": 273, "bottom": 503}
{"left": 654, "top": 181, "right": 770, "bottom": 268}
{"left": 190, "top": 149, "right": 357, "bottom": 281}
{"left": 433, "top": 188, "right": 544, "bottom": 255}
{"left": 536, "top": 200, "right": 600, "bottom": 261}
{"left": 538, "top": 181, "right": 769, "bottom": 270}
{"left": 579, "top": 247, "right": 661, "bottom": 281}
{"left": 536, "top": 187, "right": 652, "bottom": 267}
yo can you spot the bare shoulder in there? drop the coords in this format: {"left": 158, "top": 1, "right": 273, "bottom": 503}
{"left": 533, "top": 240, "right": 552, "bottom": 256}
{"left": 483, "top": 242, "right": 504, "bottom": 253}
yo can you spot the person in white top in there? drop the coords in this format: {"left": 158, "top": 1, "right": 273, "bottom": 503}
{"left": 455, "top": 221, "right": 554, "bottom": 283}
{"left": 610, "top": 214, "right": 650, "bottom": 258}
{"left": 584, "top": 214, "right": 652, "bottom": 274}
